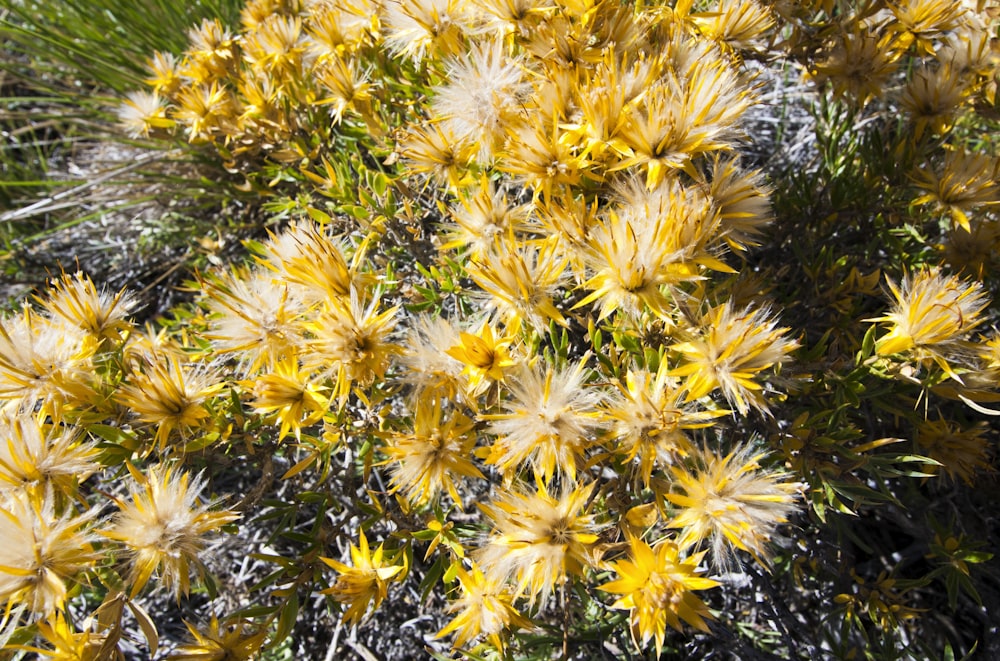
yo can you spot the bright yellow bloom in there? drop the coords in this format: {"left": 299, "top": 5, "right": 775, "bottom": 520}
{"left": 665, "top": 444, "right": 800, "bottom": 569}
{"left": 437, "top": 563, "right": 532, "bottom": 650}
{"left": 0, "top": 412, "right": 98, "bottom": 499}
{"left": 498, "top": 114, "right": 589, "bottom": 200}
{"left": 477, "top": 481, "right": 598, "bottom": 607}
{"left": 671, "top": 301, "right": 798, "bottom": 415}
{"left": 0, "top": 309, "right": 96, "bottom": 416}
{"left": 442, "top": 178, "right": 533, "bottom": 257}
{"left": 911, "top": 150, "right": 1000, "bottom": 231}
{"left": 116, "top": 355, "right": 224, "bottom": 452}
{"left": 306, "top": 288, "right": 400, "bottom": 406}
{"left": 173, "top": 82, "right": 237, "bottom": 142}
{"left": 901, "top": 64, "right": 969, "bottom": 140}
{"left": 167, "top": 616, "right": 267, "bottom": 661}
{"left": 316, "top": 55, "right": 374, "bottom": 124}
{"left": 183, "top": 18, "right": 237, "bottom": 82}
{"left": 400, "top": 121, "right": 476, "bottom": 190}
{"left": 484, "top": 358, "right": 604, "bottom": 483}
{"left": 690, "top": 0, "right": 775, "bottom": 51}
{"left": 576, "top": 180, "right": 717, "bottom": 321}
{"left": 320, "top": 529, "right": 404, "bottom": 625}
{"left": 446, "top": 319, "right": 516, "bottom": 398}
{"left": 38, "top": 272, "right": 135, "bottom": 344}
{"left": 706, "top": 157, "right": 773, "bottom": 252}
{"left": 467, "top": 235, "right": 570, "bottom": 335}
{"left": 558, "top": 52, "right": 639, "bottom": 168}
{"left": 145, "top": 50, "right": 182, "bottom": 96}
{"left": 104, "top": 463, "right": 239, "bottom": 598}
{"left": 203, "top": 268, "right": 304, "bottom": 375}
{"left": 605, "top": 364, "right": 727, "bottom": 488}
{"left": 383, "top": 399, "right": 484, "bottom": 506}
{"left": 258, "top": 221, "right": 370, "bottom": 304}
{"left": 306, "top": 2, "right": 375, "bottom": 58}
{"left": 871, "top": 268, "right": 988, "bottom": 374}
{"left": 242, "top": 15, "right": 307, "bottom": 80}
{"left": 382, "top": 0, "right": 474, "bottom": 61}
{"left": 615, "top": 60, "right": 749, "bottom": 188}
{"left": 0, "top": 490, "right": 97, "bottom": 616}
{"left": 600, "top": 536, "right": 718, "bottom": 654}
{"left": 246, "top": 353, "right": 329, "bottom": 441}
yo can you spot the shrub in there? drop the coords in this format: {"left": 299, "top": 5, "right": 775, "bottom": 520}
{"left": 0, "top": 1, "right": 998, "bottom": 659}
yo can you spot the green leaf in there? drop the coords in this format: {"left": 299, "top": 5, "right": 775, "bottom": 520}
{"left": 273, "top": 591, "right": 299, "bottom": 647}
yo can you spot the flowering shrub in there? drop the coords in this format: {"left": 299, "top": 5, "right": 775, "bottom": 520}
{"left": 1, "top": 0, "right": 999, "bottom": 659}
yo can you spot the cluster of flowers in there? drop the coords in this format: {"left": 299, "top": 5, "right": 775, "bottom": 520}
{"left": 0, "top": 273, "right": 240, "bottom": 657}
{"left": 2, "top": 0, "right": 997, "bottom": 658}
{"left": 801, "top": 0, "right": 1000, "bottom": 267}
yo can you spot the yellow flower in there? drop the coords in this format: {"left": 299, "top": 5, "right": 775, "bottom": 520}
{"left": 242, "top": 15, "right": 307, "bottom": 80}
{"left": 561, "top": 50, "right": 655, "bottom": 168}
{"left": 888, "top": 0, "right": 969, "bottom": 56}
{"left": 258, "top": 221, "right": 371, "bottom": 304}
{"left": 183, "top": 18, "right": 237, "bottom": 82}
{"left": 305, "top": 288, "right": 400, "bottom": 406}
{"left": 400, "top": 121, "right": 476, "bottom": 190}
{"left": 0, "top": 412, "right": 98, "bottom": 500}
{"left": 575, "top": 179, "right": 718, "bottom": 321}
{"left": 871, "top": 268, "right": 988, "bottom": 374}
{"left": 706, "top": 156, "right": 773, "bottom": 252}
{"left": 167, "top": 616, "right": 267, "bottom": 661}
{"left": 615, "top": 60, "right": 749, "bottom": 188}
{"left": 118, "top": 90, "right": 175, "bottom": 139}
{"left": 900, "top": 64, "right": 969, "bottom": 139}
{"left": 690, "top": 0, "right": 775, "bottom": 51}
{"left": 809, "top": 28, "right": 901, "bottom": 105}
{"left": 145, "top": 50, "right": 182, "bottom": 97}
{"left": 605, "top": 364, "right": 727, "bottom": 488}
{"left": 600, "top": 536, "right": 718, "bottom": 654}
{"left": 671, "top": 301, "right": 798, "bottom": 415}
{"left": 467, "top": 234, "right": 570, "bottom": 335}
{"left": 442, "top": 177, "right": 533, "bottom": 257}
{"left": 382, "top": 0, "right": 474, "bottom": 61}
{"left": 320, "top": 528, "right": 404, "bottom": 625}
{"left": 0, "top": 490, "right": 97, "bottom": 617}
{"left": 116, "top": 354, "right": 224, "bottom": 452}
{"left": 665, "top": 444, "right": 800, "bottom": 569}
{"left": 0, "top": 309, "right": 97, "bottom": 416}
{"left": 203, "top": 268, "right": 304, "bottom": 375}
{"left": 445, "top": 319, "right": 516, "bottom": 398}
{"left": 103, "top": 463, "right": 239, "bottom": 598}
{"left": 306, "top": 2, "right": 376, "bottom": 58}
{"left": 383, "top": 399, "right": 484, "bottom": 506}
{"left": 498, "top": 114, "right": 589, "bottom": 200}
{"left": 911, "top": 150, "right": 1000, "bottom": 231}
{"left": 20, "top": 610, "right": 110, "bottom": 660}
{"left": 437, "top": 562, "right": 532, "bottom": 651}
{"left": 38, "top": 272, "right": 135, "bottom": 344}
{"left": 173, "top": 82, "right": 238, "bottom": 143}
{"left": 477, "top": 481, "right": 598, "bottom": 607}
{"left": 246, "top": 353, "right": 329, "bottom": 441}
{"left": 484, "top": 358, "right": 604, "bottom": 483}
{"left": 316, "top": 55, "right": 374, "bottom": 124}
